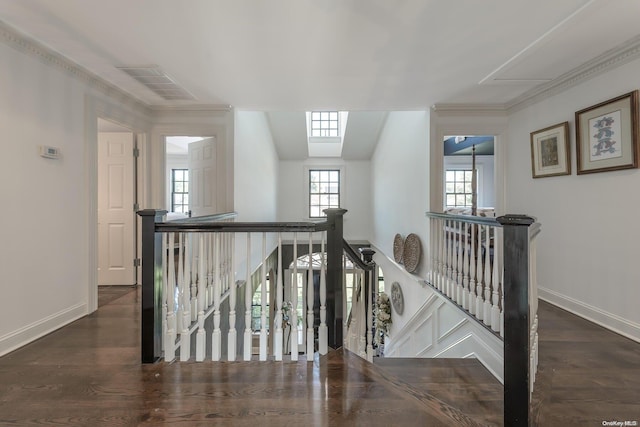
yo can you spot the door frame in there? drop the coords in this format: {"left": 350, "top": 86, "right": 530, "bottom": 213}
{"left": 97, "top": 126, "right": 138, "bottom": 286}
{"left": 85, "top": 95, "right": 151, "bottom": 314}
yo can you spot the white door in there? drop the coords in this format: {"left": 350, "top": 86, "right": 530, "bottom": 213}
{"left": 188, "top": 137, "right": 217, "bottom": 217}
{"left": 98, "top": 132, "right": 135, "bottom": 285}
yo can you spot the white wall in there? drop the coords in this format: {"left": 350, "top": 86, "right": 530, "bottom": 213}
{"left": 233, "top": 111, "right": 280, "bottom": 278}
{"left": 0, "top": 41, "right": 150, "bottom": 356}
{"left": 277, "top": 159, "right": 372, "bottom": 241}
{"left": 371, "top": 111, "right": 430, "bottom": 276}
{"left": 234, "top": 111, "right": 279, "bottom": 222}
{"left": 507, "top": 58, "right": 640, "bottom": 341}
{"left": 444, "top": 154, "right": 495, "bottom": 208}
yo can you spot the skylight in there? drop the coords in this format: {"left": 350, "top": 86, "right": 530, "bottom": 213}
{"left": 305, "top": 111, "right": 349, "bottom": 157}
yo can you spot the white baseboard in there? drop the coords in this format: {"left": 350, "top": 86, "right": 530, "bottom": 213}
{"left": 539, "top": 287, "right": 640, "bottom": 343}
{"left": 0, "top": 303, "right": 87, "bottom": 357}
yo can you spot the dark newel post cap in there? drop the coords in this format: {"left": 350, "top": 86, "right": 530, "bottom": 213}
{"left": 359, "top": 247, "right": 376, "bottom": 263}
{"left": 137, "top": 209, "right": 168, "bottom": 220}
{"left": 496, "top": 214, "right": 536, "bottom": 226}
{"left": 323, "top": 208, "right": 348, "bottom": 216}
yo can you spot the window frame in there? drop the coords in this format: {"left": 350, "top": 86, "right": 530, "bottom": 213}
{"left": 305, "top": 166, "right": 344, "bottom": 219}
{"left": 310, "top": 111, "right": 340, "bottom": 137}
{"left": 171, "top": 168, "right": 189, "bottom": 213}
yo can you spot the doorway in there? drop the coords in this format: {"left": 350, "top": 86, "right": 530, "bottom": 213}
{"left": 97, "top": 118, "right": 138, "bottom": 286}
{"left": 164, "top": 135, "right": 217, "bottom": 219}
{"left": 443, "top": 135, "right": 495, "bottom": 212}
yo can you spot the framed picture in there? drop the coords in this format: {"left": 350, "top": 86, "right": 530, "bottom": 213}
{"left": 530, "top": 121, "right": 570, "bottom": 178}
{"left": 575, "top": 91, "right": 639, "bottom": 174}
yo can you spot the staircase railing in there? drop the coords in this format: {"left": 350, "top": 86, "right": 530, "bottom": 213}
{"left": 342, "top": 244, "right": 376, "bottom": 361}
{"left": 138, "top": 208, "right": 348, "bottom": 364}
{"left": 426, "top": 211, "right": 541, "bottom": 426}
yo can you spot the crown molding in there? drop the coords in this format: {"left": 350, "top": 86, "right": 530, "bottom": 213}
{"left": 0, "top": 20, "right": 232, "bottom": 117}
{"left": 431, "top": 103, "right": 508, "bottom": 116}
{"left": 507, "top": 34, "right": 640, "bottom": 113}
{"left": 150, "top": 104, "right": 232, "bottom": 113}
{"left": 0, "top": 20, "right": 153, "bottom": 116}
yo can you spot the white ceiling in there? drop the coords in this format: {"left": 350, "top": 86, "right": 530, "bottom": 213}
{"left": 3, "top": 0, "right": 640, "bottom": 158}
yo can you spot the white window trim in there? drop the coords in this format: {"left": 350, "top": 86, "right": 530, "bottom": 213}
{"left": 444, "top": 164, "right": 484, "bottom": 208}
{"left": 303, "top": 165, "right": 346, "bottom": 220}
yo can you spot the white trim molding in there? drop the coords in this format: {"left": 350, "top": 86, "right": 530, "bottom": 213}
{"left": 539, "top": 287, "right": 640, "bottom": 343}
{"left": 381, "top": 277, "right": 504, "bottom": 382}
{"left": 0, "top": 303, "right": 87, "bottom": 358}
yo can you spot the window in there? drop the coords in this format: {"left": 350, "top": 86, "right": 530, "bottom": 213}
{"left": 310, "top": 111, "right": 339, "bottom": 137}
{"left": 171, "top": 169, "right": 189, "bottom": 213}
{"left": 309, "top": 169, "right": 340, "bottom": 217}
{"left": 251, "top": 277, "right": 270, "bottom": 331}
{"left": 445, "top": 169, "right": 474, "bottom": 207}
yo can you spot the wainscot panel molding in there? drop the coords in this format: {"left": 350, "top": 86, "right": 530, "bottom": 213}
{"left": 383, "top": 286, "right": 504, "bottom": 383}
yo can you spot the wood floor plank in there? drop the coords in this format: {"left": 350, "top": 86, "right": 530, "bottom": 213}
{"left": 2, "top": 288, "right": 639, "bottom": 426}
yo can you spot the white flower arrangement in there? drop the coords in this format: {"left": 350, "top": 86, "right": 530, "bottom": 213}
{"left": 374, "top": 292, "right": 392, "bottom": 346}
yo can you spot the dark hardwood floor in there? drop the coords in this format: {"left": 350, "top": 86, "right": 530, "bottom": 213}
{"left": 0, "top": 288, "right": 638, "bottom": 426}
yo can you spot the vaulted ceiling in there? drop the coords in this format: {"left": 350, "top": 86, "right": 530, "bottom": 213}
{"left": 2, "top": 0, "right": 640, "bottom": 158}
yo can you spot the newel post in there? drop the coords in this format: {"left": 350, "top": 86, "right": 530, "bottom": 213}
{"left": 138, "top": 209, "right": 167, "bottom": 363}
{"left": 359, "top": 247, "right": 376, "bottom": 358}
{"left": 324, "top": 208, "right": 348, "bottom": 349}
{"left": 497, "top": 214, "right": 536, "bottom": 427}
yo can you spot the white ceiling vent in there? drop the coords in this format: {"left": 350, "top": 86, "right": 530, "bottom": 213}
{"left": 116, "top": 66, "right": 195, "bottom": 100}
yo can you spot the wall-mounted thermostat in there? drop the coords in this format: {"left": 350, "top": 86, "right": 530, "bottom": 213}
{"left": 39, "top": 145, "right": 60, "bottom": 159}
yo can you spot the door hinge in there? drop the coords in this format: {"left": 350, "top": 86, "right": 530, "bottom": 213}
{"left": 134, "top": 258, "right": 141, "bottom": 267}
{"left": 134, "top": 203, "right": 140, "bottom": 212}
{"left": 133, "top": 147, "right": 140, "bottom": 158}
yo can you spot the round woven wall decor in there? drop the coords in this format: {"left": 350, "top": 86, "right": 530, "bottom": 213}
{"left": 391, "top": 281, "right": 404, "bottom": 315}
{"left": 402, "top": 233, "right": 421, "bottom": 273}
{"left": 393, "top": 233, "right": 404, "bottom": 264}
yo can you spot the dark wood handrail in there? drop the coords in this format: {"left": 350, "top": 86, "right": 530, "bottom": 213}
{"left": 167, "top": 211, "right": 238, "bottom": 223}
{"left": 155, "top": 220, "right": 331, "bottom": 234}
{"left": 342, "top": 240, "right": 375, "bottom": 271}
{"left": 426, "top": 211, "right": 500, "bottom": 226}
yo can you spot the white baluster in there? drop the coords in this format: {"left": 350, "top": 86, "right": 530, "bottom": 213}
{"left": 468, "top": 224, "right": 477, "bottom": 316}
{"left": 343, "top": 252, "right": 348, "bottom": 348}
{"left": 183, "top": 232, "right": 192, "bottom": 323}
{"left": 228, "top": 233, "right": 237, "bottom": 361}
{"left": 444, "top": 221, "right": 455, "bottom": 298}
{"left": 207, "top": 233, "right": 214, "bottom": 308}
{"left": 483, "top": 225, "right": 492, "bottom": 325}
{"left": 429, "top": 218, "right": 436, "bottom": 284}
{"left": 190, "top": 232, "right": 198, "bottom": 322}
{"left": 319, "top": 234, "right": 328, "bottom": 355}
{"left": 211, "top": 233, "right": 222, "bottom": 361}
{"left": 259, "top": 233, "right": 268, "bottom": 361}
{"left": 165, "top": 232, "right": 177, "bottom": 362}
{"left": 491, "top": 227, "right": 501, "bottom": 332}
{"left": 195, "top": 234, "right": 206, "bottom": 361}
{"left": 180, "top": 232, "right": 191, "bottom": 361}
{"left": 307, "top": 233, "right": 314, "bottom": 361}
{"left": 358, "top": 271, "right": 366, "bottom": 358}
{"left": 161, "top": 233, "right": 168, "bottom": 354}
{"left": 366, "top": 268, "right": 374, "bottom": 362}
{"left": 462, "top": 222, "right": 470, "bottom": 310}
{"left": 456, "top": 220, "right": 464, "bottom": 304}
{"left": 176, "top": 233, "right": 184, "bottom": 336}
{"left": 436, "top": 219, "right": 446, "bottom": 291}
{"left": 475, "top": 225, "right": 484, "bottom": 321}
{"left": 291, "top": 233, "right": 299, "bottom": 361}
{"left": 243, "top": 233, "right": 253, "bottom": 361}
{"left": 274, "top": 233, "right": 284, "bottom": 361}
